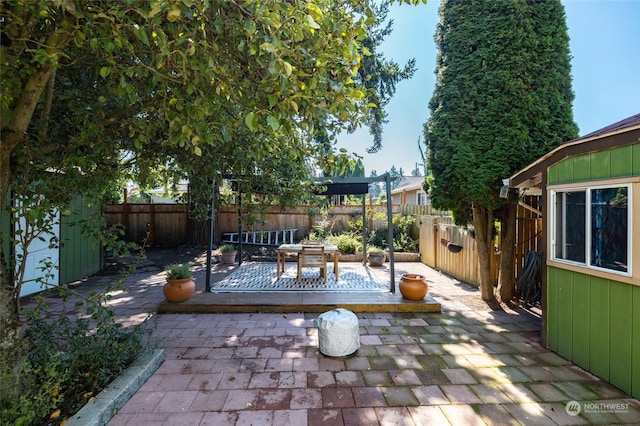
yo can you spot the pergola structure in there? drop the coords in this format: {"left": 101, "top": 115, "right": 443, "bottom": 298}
{"left": 314, "top": 173, "right": 396, "bottom": 293}
{"left": 205, "top": 173, "right": 397, "bottom": 293}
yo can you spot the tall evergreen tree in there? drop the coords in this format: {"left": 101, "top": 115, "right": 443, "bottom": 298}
{"left": 389, "top": 165, "right": 404, "bottom": 189}
{"left": 424, "top": 0, "right": 578, "bottom": 302}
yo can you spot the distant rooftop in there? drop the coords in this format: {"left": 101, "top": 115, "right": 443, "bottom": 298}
{"left": 394, "top": 176, "right": 425, "bottom": 190}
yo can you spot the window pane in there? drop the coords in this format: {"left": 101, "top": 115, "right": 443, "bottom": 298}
{"left": 555, "top": 191, "right": 586, "bottom": 262}
{"left": 591, "top": 187, "right": 628, "bottom": 272}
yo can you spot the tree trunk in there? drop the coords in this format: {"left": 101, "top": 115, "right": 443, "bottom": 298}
{"left": 0, "top": 31, "right": 71, "bottom": 405}
{"left": 0, "top": 271, "right": 30, "bottom": 404}
{"left": 38, "top": 69, "right": 57, "bottom": 140}
{"left": 0, "top": 65, "right": 56, "bottom": 382}
{"left": 498, "top": 197, "right": 518, "bottom": 302}
{"left": 472, "top": 203, "right": 496, "bottom": 302}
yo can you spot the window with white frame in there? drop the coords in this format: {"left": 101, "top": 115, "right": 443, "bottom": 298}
{"left": 552, "top": 184, "right": 630, "bottom": 275}
{"left": 417, "top": 191, "right": 427, "bottom": 205}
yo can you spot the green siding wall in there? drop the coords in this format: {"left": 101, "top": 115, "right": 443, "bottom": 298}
{"left": 634, "top": 143, "right": 640, "bottom": 175}
{"left": 633, "top": 289, "right": 640, "bottom": 398}
{"left": 547, "top": 268, "right": 640, "bottom": 398}
{"left": 547, "top": 141, "right": 640, "bottom": 398}
{"left": 589, "top": 276, "right": 610, "bottom": 381}
{"left": 548, "top": 143, "right": 640, "bottom": 184}
{"left": 59, "top": 196, "right": 102, "bottom": 284}
{"left": 4, "top": 191, "right": 101, "bottom": 289}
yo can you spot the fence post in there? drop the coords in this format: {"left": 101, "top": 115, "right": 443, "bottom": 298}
{"left": 432, "top": 219, "right": 440, "bottom": 269}
{"left": 385, "top": 174, "right": 395, "bottom": 293}
{"left": 123, "top": 189, "right": 130, "bottom": 241}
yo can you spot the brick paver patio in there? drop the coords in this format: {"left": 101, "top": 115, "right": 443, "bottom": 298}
{"left": 24, "top": 253, "right": 640, "bottom": 425}
{"left": 100, "top": 260, "right": 639, "bottom": 425}
{"left": 106, "top": 307, "right": 640, "bottom": 425}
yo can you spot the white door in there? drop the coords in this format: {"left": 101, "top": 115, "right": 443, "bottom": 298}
{"left": 15, "top": 210, "right": 60, "bottom": 297}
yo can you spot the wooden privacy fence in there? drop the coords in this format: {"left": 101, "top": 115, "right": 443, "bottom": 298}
{"left": 103, "top": 203, "right": 400, "bottom": 247}
{"left": 512, "top": 198, "right": 543, "bottom": 286}
{"left": 418, "top": 203, "right": 542, "bottom": 287}
{"left": 103, "top": 203, "right": 189, "bottom": 247}
{"left": 419, "top": 216, "right": 497, "bottom": 286}
{"left": 218, "top": 204, "right": 398, "bottom": 237}
{"left": 103, "top": 201, "right": 541, "bottom": 287}
{"left": 399, "top": 204, "right": 450, "bottom": 217}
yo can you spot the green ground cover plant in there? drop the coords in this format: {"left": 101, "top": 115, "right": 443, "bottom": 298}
{"left": 368, "top": 213, "right": 418, "bottom": 252}
{"left": 1, "top": 282, "right": 152, "bottom": 425}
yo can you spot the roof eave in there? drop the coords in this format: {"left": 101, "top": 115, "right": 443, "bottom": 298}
{"left": 510, "top": 119, "right": 640, "bottom": 190}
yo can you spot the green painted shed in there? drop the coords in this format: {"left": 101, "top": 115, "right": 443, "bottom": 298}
{"left": 58, "top": 196, "right": 103, "bottom": 286}
{"left": 510, "top": 113, "right": 640, "bottom": 399}
{"left": 2, "top": 194, "right": 103, "bottom": 298}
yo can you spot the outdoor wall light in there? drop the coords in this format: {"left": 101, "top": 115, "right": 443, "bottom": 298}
{"left": 499, "top": 178, "right": 510, "bottom": 198}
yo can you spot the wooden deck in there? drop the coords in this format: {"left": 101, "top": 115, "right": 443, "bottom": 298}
{"left": 157, "top": 291, "right": 441, "bottom": 314}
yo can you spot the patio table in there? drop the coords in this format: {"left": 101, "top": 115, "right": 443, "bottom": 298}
{"left": 276, "top": 244, "right": 340, "bottom": 280}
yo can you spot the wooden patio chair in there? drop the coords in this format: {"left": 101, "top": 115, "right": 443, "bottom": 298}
{"left": 297, "top": 245, "right": 327, "bottom": 282}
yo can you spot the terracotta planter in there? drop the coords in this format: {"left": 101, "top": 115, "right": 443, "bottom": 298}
{"left": 399, "top": 273, "right": 428, "bottom": 301}
{"left": 221, "top": 251, "right": 237, "bottom": 264}
{"left": 163, "top": 277, "right": 195, "bottom": 303}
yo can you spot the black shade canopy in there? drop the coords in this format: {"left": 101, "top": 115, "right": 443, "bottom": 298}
{"left": 313, "top": 175, "right": 391, "bottom": 196}
{"left": 314, "top": 182, "right": 370, "bottom": 196}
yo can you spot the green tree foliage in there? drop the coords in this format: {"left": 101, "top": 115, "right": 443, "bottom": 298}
{"left": 1, "top": 1, "right": 367, "bottom": 288}
{"left": 0, "top": 0, "right": 425, "bottom": 407}
{"left": 424, "top": 0, "right": 578, "bottom": 300}
{"left": 2, "top": 0, "right": 375, "bottom": 213}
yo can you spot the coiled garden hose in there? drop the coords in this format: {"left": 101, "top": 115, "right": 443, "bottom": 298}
{"left": 516, "top": 251, "right": 542, "bottom": 305}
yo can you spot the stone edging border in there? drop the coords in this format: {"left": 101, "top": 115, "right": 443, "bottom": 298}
{"left": 66, "top": 348, "right": 165, "bottom": 426}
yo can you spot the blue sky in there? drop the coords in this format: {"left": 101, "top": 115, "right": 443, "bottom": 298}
{"left": 337, "top": 0, "right": 640, "bottom": 176}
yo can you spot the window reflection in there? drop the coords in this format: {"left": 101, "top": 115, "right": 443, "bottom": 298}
{"left": 552, "top": 185, "right": 630, "bottom": 275}
{"left": 591, "top": 187, "right": 628, "bottom": 272}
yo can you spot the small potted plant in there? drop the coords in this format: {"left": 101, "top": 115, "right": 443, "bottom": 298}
{"left": 366, "top": 246, "right": 386, "bottom": 267}
{"left": 164, "top": 263, "right": 195, "bottom": 303}
{"left": 220, "top": 244, "right": 237, "bottom": 264}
